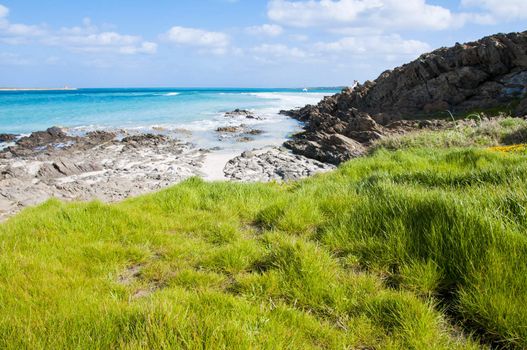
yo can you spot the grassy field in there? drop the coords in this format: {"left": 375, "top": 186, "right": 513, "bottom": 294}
{"left": 1, "top": 118, "right": 527, "bottom": 349}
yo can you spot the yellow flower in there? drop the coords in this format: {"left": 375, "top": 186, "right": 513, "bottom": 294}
{"left": 488, "top": 144, "right": 527, "bottom": 153}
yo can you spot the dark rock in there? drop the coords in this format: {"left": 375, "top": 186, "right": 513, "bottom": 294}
{"left": 37, "top": 158, "right": 103, "bottom": 179}
{"left": 216, "top": 126, "right": 243, "bottom": 133}
{"left": 279, "top": 109, "right": 297, "bottom": 117}
{"left": 285, "top": 132, "right": 366, "bottom": 165}
{"left": 283, "top": 31, "right": 527, "bottom": 164}
{"left": 16, "top": 126, "right": 68, "bottom": 148}
{"left": 241, "top": 151, "right": 255, "bottom": 158}
{"left": 225, "top": 109, "right": 256, "bottom": 118}
{"left": 332, "top": 31, "right": 527, "bottom": 120}
{"left": 245, "top": 115, "right": 263, "bottom": 120}
{"left": 0, "top": 128, "right": 119, "bottom": 159}
{"left": 1, "top": 126, "right": 74, "bottom": 157}
{"left": 0, "top": 134, "right": 17, "bottom": 143}
{"left": 515, "top": 97, "right": 527, "bottom": 116}
{"left": 246, "top": 129, "right": 264, "bottom": 135}
{"left": 86, "top": 131, "right": 116, "bottom": 143}
{"left": 216, "top": 125, "right": 264, "bottom": 140}
{"left": 121, "top": 134, "right": 168, "bottom": 146}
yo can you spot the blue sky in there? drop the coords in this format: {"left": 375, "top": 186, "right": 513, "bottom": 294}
{"left": 0, "top": 0, "right": 525, "bottom": 87}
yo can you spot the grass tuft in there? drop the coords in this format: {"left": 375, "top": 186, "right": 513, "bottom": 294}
{"left": 2, "top": 119, "right": 527, "bottom": 348}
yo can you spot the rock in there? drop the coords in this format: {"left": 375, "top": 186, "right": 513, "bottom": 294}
{"left": 16, "top": 126, "right": 68, "bottom": 148}
{"left": 224, "top": 147, "right": 335, "bottom": 182}
{"left": 285, "top": 132, "right": 366, "bottom": 165}
{"left": 216, "top": 125, "right": 264, "bottom": 141}
{"left": 283, "top": 30, "right": 527, "bottom": 164}
{"left": 0, "top": 128, "right": 207, "bottom": 221}
{"left": 245, "top": 115, "right": 263, "bottom": 120}
{"left": 0, "top": 134, "right": 17, "bottom": 143}
{"left": 86, "top": 131, "right": 116, "bottom": 144}
{"left": 0, "top": 127, "right": 74, "bottom": 158}
{"left": 241, "top": 151, "right": 255, "bottom": 158}
{"left": 217, "top": 126, "right": 243, "bottom": 133}
{"left": 37, "top": 159, "right": 103, "bottom": 179}
{"left": 515, "top": 97, "right": 527, "bottom": 116}
{"left": 121, "top": 134, "right": 168, "bottom": 147}
{"left": 339, "top": 31, "right": 526, "bottom": 118}
{"left": 224, "top": 109, "right": 260, "bottom": 119}
{"left": 246, "top": 129, "right": 264, "bottom": 135}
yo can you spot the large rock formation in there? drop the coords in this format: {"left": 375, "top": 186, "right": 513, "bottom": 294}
{"left": 285, "top": 31, "right": 527, "bottom": 164}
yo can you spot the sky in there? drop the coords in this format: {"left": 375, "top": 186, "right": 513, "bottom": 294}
{"left": 0, "top": 0, "right": 525, "bottom": 88}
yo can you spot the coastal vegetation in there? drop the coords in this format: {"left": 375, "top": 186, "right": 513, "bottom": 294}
{"left": 1, "top": 117, "right": 526, "bottom": 349}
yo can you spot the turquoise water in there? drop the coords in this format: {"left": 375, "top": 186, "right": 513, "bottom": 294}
{"left": 0, "top": 88, "right": 337, "bottom": 135}
{"left": 0, "top": 87, "right": 338, "bottom": 155}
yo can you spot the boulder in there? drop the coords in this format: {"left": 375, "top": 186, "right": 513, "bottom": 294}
{"left": 224, "top": 109, "right": 257, "bottom": 119}
{"left": 515, "top": 97, "right": 527, "bottom": 117}
{"left": 16, "top": 127, "right": 68, "bottom": 149}
{"left": 37, "top": 158, "right": 102, "bottom": 179}
{"left": 224, "top": 147, "right": 335, "bottom": 182}
{"left": 121, "top": 134, "right": 168, "bottom": 147}
{"left": 0, "top": 134, "right": 17, "bottom": 143}
{"left": 285, "top": 132, "right": 366, "bottom": 165}
{"left": 236, "top": 137, "right": 254, "bottom": 143}
{"left": 217, "top": 126, "right": 243, "bottom": 133}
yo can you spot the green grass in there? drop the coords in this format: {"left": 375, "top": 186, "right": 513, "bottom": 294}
{"left": 374, "top": 117, "right": 527, "bottom": 151}
{"left": 2, "top": 126, "right": 527, "bottom": 348}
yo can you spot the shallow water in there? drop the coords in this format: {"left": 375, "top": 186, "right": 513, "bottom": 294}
{"left": 0, "top": 87, "right": 337, "bottom": 151}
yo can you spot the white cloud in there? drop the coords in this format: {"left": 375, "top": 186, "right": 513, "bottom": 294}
{"left": 0, "top": 52, "right": 31, "bottom": 65}
{"left": 252, "top": 43, "right": 309, "bottom": 60}
{"left": 462, "top": 0, "right": 527, "bottom": 20}
{"left": 368, "top": 0, "right": 456, "bottom": 30}
{"left": 44, "top": 22, "right": 157, "bottom": 55}
{"left": 267, "top": 0, "right": 480, "bottom": 30}
{"left": 314, "top": 34, "right": 431, "bottom": 56}
{"left": 62, "top": 32, "right": 140, "bottom": 47}
{"left": 121, "top": 42, "right": 157, "bottom": 55}
{"left": 4, "top": 23, "right": 46, "bottom": 36}
{"left": 289, "top": 34, "right": 309, "bottom": 42}
{"left": 246, "top": 24, "right": 283, "bottom": 36}
{"left": 268, "top": 0, "right": 381, "bottom": 27}
{"left": 0, "top": 4, "right": 8, "bottom": 18}
{"left": 0, "top": 4, "right": 47, "bottom": 37}
{"left": 164, "top": 26, "right": 230, "bottom": 48}
{"left": 0, "top": 6, "right": 156, "bottom": 55}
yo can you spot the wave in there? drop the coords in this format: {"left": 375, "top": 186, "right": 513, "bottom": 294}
{"left": 245, "top": 92, "right": 332, "bottom": 111}
{"left": 164, "top": 92, "right": 180, "bottom": 96}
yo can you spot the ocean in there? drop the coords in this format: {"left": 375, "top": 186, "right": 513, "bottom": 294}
{"left": 0, "top": 88, "right": 337, "bottom": 151}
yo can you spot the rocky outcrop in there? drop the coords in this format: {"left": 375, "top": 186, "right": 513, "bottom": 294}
{"left": 516, "top": 97, "right": 527, "bottom": 116}
{"left": 0, "top": 127, "right": 117, "bottom": 159}
{"left": 224, "top": 147, "right": 334, "bottom": 182}
{"left": 224, "top": 109, "right": 262, "bottom": 119}
{"left": 215, "top": 124, "right": 264, "bottom": 142}
{"left": 285, "top": 31, "right": 527, "bottom": 164}
{"left": 0, "top": 134, "right": 17, "bottom": 143}
{"left": 0, "top": 129, "right": 207, "bottom": 221}
{"left": 16, "top": 126, "right": 68, "bottom": 147}
{"left": 284, "top": 132, "right": 366, "bottom": 165}
{"left": 37, "top": 159, "right": 103, "bottom": 179}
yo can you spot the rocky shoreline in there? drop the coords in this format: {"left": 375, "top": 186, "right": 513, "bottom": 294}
{"left": 0, "top": 121, "right": 334, "bottom": 221}
{"left": 283, "top": 31, "right": 527, "bottom": 164}
{"left": 224, "top": 147, "right": 334, "bottom": 182}
{"left": 4, "top": 31, "right": 527, "bottom": 220}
